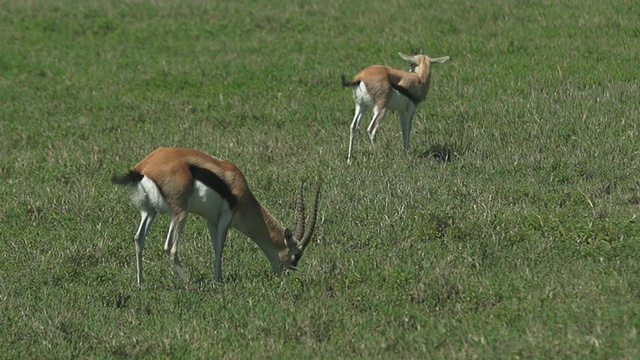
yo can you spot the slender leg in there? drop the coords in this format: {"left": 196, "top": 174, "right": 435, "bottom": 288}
{"left": 207, "top": 212, "right": 232, "bottom": 282}
{"left": 134, "top": 210, "right": 156, "bottom": 287}
{"left": 399, "top": 104, "right": 417, "bottom": 155}
{"left": 348, "top": 104, "right": 365, "bottom": 163}
{"left": 367, "top": 106, "right": 387, "bottom": 148}
{"left": 165, "top": 212, "right": 189, "bottom": 282}
{"left": 163, "top": 219, "right": 173, "bottom": 256}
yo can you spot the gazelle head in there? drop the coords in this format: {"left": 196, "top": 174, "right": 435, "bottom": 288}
{"left": 399, "top": 51, "right": 450, "bottom": 74}
{"left": 409, "top": 48, "right": 424, "bottom": 71}
{"left": 279, "top": 184, "right": 321, "bottom": 272}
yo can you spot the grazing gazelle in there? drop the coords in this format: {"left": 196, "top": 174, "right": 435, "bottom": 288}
{"left": 111, "top": 147, "right": 320, "bottom": 286}
{"left": 341, "top": 51, "right": 449, "bottom": 163}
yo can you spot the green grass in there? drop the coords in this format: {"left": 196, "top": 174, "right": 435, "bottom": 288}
{"left": 1, "top": 0, "right": 639, "bottom": 357}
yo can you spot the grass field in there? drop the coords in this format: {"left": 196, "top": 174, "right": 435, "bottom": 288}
{"left": 1, "top": 0, "right": 639, "bottom": 358}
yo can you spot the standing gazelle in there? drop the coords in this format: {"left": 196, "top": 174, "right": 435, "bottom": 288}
{"left": 341, "top": 51, "right": 449, "bottom": 163}
{"left": 111, "top": 147, "right": 320, "bottom": 286}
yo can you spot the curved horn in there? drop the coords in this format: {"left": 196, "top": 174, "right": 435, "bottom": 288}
{"left": 293, "top": 183, "right": 305, "bottom": 242}
{"left": 298, "top": 185, "right": 321, "bottom": 250}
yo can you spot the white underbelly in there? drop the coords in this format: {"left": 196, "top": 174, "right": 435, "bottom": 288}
{"left": 188, "top": 180, "right": 230, "bottom": 222}
{"left": 353, "top": 83, "right": 413, "bottom": 113}
{"left": 387, "top": 89, "right": 412, "bottom": 112}
{"left": 129, "top": 178, "right": 230, "bottom": 223}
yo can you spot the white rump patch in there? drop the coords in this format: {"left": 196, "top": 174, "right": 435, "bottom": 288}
{"left": 353, "top": 82, "right": 374, "bottom": 108}
{"left": 128, "top": 176, "right": 170, "bottom": 214}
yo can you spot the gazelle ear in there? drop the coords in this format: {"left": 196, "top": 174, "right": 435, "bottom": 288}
{"left": 398, "top": 52, "right": 417, "bottom": 64}
{"left": 431, "top": 56, "right": 450, "bottom": 63}
{"left": 284, "top": 228, "right": 294, "bottom": 247}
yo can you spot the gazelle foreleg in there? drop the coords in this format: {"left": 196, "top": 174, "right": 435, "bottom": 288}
{"left": 399, "top": 103, "right": 417, "bottom": 155}
{"left": 134, "top": 210, "right": 156, "bottom": 287}
{"left": 207, "top": 211, "right": 233, "bottom": 282}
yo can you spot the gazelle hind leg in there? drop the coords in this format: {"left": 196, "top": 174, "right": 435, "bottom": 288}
{"left": 367, "top": 106, "right": 387, "bottom": 148}
{"left": 165, "top": 212, "right": 189, "bottom": 282}
{"left": 134, "top": 210, "right": 156, "bottom": 287}
{"left": 348, "top": 104, "right": 365, "bottom": 163}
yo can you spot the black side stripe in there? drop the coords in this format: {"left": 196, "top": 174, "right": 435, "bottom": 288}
{"left": 188, "top": 165, "right": 238, "bottom": 209}
{"left": 111, "top": 170, "right": 144, "bottom": 185}
{"left": 391, "top": 84, "right": 418, "bottom": 104}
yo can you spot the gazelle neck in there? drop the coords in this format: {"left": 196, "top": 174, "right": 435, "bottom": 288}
{"left": 416, "top": 61, "right": 432, "bottom": 83}
{"left": 234, "top": 193, "right": 287, "bottom": 272}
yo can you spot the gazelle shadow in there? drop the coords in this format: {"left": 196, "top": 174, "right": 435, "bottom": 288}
{"left": 420, "top": 142, "right": 462, "bottom": 163}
